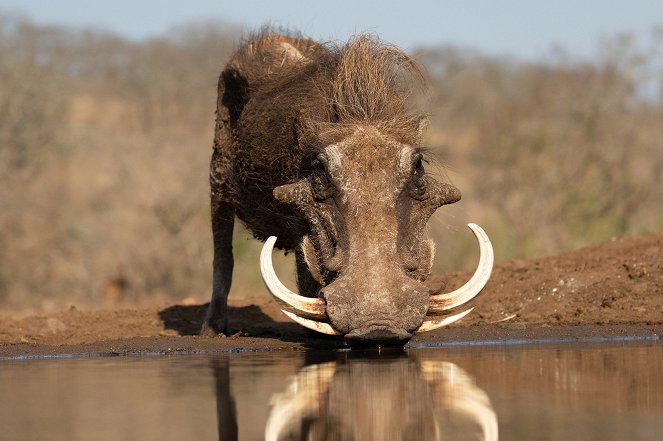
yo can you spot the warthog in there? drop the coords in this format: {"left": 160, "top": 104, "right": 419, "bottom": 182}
{"left": 202, "top": 32, "right": 493, "bottom": 344}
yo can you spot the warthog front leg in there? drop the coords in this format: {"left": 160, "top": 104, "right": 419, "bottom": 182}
{"left": 202, "top": 198, "right": 235, "bottom": 336}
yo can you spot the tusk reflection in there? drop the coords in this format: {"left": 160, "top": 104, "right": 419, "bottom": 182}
{"left": 420, "top": 360, "right": 499, "bottom": 441}
{"left": 265, "top": 355, "right": 499, "bottom": 441}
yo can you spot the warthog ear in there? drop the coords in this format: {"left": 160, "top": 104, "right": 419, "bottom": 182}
{"left": 273, "top": 179, "right": 313, "bottom": 205}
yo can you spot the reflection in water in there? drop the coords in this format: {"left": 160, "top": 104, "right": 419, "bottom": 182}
{"left": 212, "top": 358, "right": 238, "bottom": 441}
{"left": 2, "top": 343, "right": 662, "bottom": 440}
{"left": 212, "top": 352, "right": 498, "bottom": 441}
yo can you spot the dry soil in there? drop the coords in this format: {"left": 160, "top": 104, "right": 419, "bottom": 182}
{"left": 1, "top": 233, "right": 662, "bottom": 358}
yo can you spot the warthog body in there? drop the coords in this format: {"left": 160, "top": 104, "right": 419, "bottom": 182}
{"left": 202, "top": 32, "right": 488, "bottom": 344}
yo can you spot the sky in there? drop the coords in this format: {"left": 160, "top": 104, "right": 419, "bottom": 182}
{"left": 1, "top": 0, "right": 662, "bottom": 59}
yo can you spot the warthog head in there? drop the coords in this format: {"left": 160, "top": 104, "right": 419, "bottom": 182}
{"left": 261, "top": 125, "right": 493, "bottom": 344}
{"left": 258, "top": 36, "right": 493, "bottom": 344}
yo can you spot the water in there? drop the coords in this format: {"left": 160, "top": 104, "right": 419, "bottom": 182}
{"left": 1, "top": 342, "right": 662, "bottom": 440}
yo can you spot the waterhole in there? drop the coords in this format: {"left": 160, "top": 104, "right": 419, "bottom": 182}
{"left": 1, "top": 342, "right": 661, "bottom": 440}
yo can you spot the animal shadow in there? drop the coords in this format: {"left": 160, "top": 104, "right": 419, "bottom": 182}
{"left": 158, "top": 303, "right": 341, "bottom": 346}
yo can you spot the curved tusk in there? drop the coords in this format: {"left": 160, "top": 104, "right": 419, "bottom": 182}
{"left": 261, "top": 236, "right": 327, "bottom": 319}
{"left": 428, "top": 223, "right": 493, "bottom": 315}
{"left": 281, "top": 310, "right": 341, "bottom": 335}
{"left": 416, "top": 307, "right": 474, "bottom": 333}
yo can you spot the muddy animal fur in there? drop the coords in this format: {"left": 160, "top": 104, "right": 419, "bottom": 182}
{"left": 202, "top": 31, "right": 461, "bottom": 340}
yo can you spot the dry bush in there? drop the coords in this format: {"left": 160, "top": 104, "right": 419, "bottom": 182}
{"left": 0, "top": 17, "right": 262, "bottom": 309}
{"left": 418, "top": 30, "right": 663, "bottom": 272}
{"left": 0, "top": 18, "right": 70, "bottom": 305}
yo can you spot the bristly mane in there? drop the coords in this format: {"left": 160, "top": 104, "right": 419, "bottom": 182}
{"left": 327, "top": 35, "right": 425, "bottom": 131}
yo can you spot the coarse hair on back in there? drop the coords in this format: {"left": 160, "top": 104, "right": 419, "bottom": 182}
{"left": 327, "top": 34, "right": 426, "bottom": 130}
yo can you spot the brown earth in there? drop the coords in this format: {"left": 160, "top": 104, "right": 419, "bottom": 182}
{"left": 1, "top": 233, "right": 662, "bottom": 358}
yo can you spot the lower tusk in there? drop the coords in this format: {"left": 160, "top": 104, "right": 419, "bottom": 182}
{"left": 281, "top": 310, "right": 341, "bottom": 335}
{"left": 261, "top": 236, "right": 327, "bottom": 319}
{"left": 428, "top": 223, "right": 493, "bottom": 314}
{"left": 416, "top": 307, "right": 474, "bottom": 333}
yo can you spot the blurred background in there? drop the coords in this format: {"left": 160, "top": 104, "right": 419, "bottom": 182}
{"left": 0, "top": 1, "right": 662, "bottom": 311}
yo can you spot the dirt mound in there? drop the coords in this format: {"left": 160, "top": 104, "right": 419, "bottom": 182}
{"left": 432, "top": 232, "right": 663, "bottom": 326}
{"left": 1, "top": 233, "right": 661, "bottom": 357}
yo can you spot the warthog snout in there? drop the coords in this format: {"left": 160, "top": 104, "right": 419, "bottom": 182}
{"left": 320, "top": 270, "right": 430, "bottom": 344}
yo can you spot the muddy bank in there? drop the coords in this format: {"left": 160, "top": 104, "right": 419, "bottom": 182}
{"left": 2, "top": 323, "right": 662, "bottom": 359}
{"left": 1, "top": 233, "right": 661, "bottom": 358}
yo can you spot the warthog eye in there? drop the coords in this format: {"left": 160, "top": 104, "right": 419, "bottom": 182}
{"left": 408, "top": 153, "right": 427, "bottom": 199}
{"left": 310, "top": 158, "right": 335, "bottom": 201}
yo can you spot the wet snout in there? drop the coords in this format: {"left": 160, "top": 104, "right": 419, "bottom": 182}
{"left": 344, "top": 326, "right": 412, "bottom": 346}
